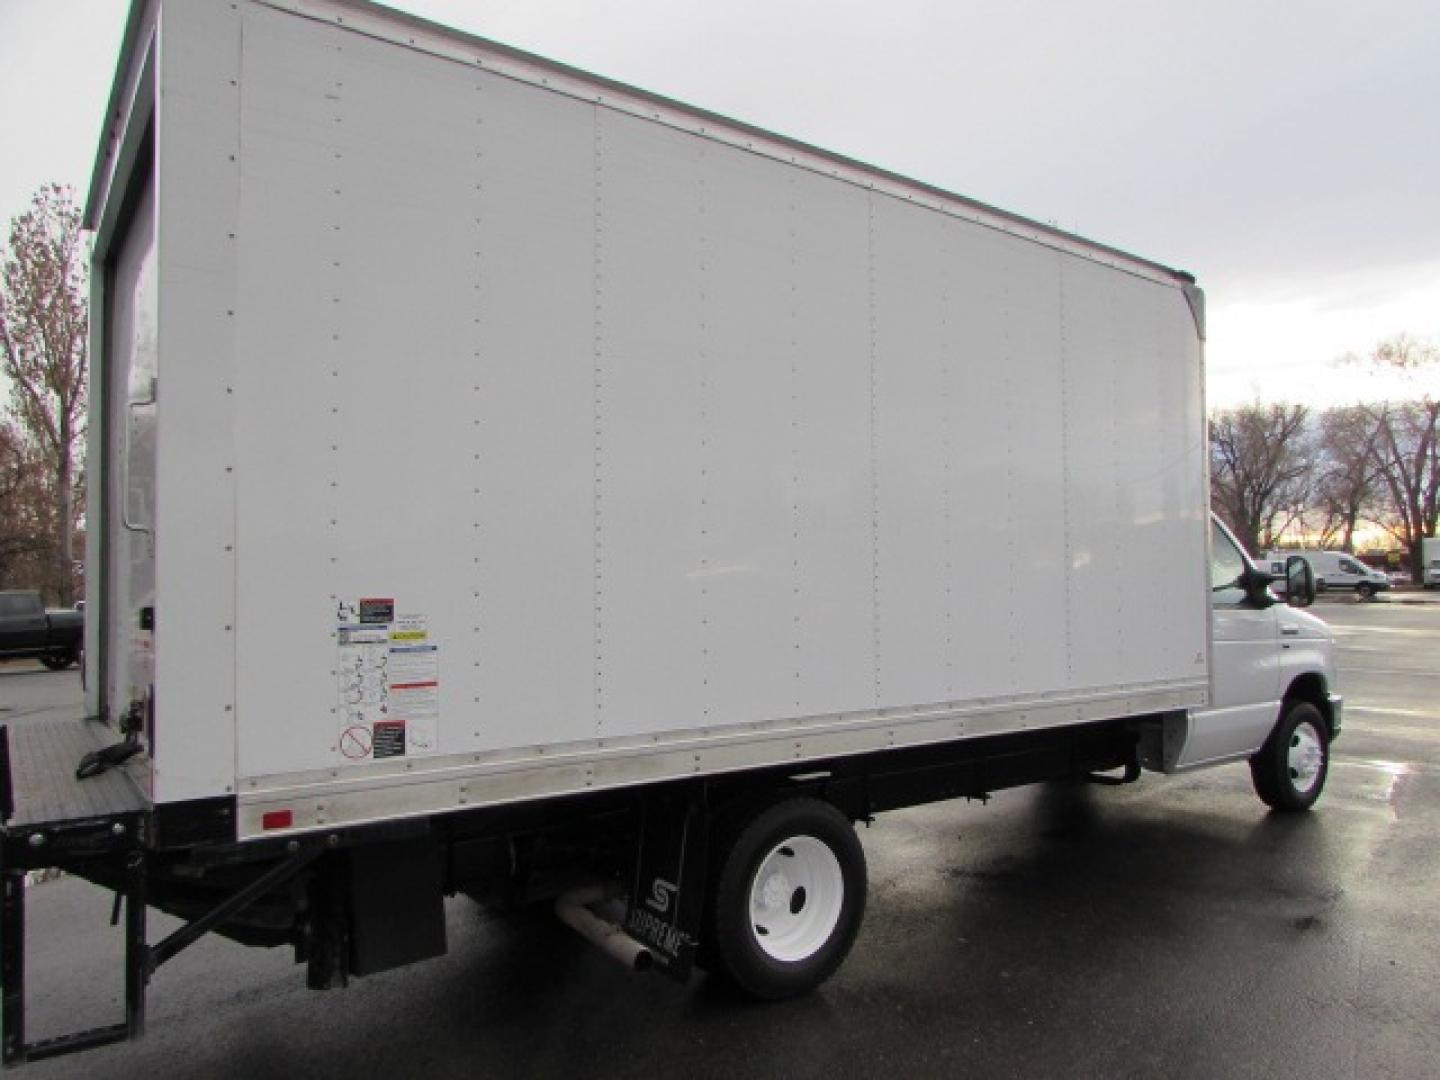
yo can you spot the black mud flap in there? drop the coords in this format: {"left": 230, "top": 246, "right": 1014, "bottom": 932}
{"left": 624, "top": 791, "right": 707, "bottom": 983}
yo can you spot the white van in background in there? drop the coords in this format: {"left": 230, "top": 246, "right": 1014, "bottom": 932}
{"left": 1264, "top": 550, "right": 1390, "bottom": 599}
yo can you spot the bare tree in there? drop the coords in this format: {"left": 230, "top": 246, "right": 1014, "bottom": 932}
{"left": 1311, "top": 405, "right": 1383, "bottom": 552}
{"left": 1210, "top": 402, "right": 1312, "bottom": 555}
{"left": 1347, "top": 336, "right": 1440, "bottom": 579}
{"left": 0, "top": 420, "right": 52, "bottom": 587}
{"left": 0, "top": 185, "right": 88, "bottom": 604}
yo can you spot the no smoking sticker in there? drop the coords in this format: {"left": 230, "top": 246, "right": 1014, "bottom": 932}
{"left": 340, "top": 725, "right": 373, "bottom": 760}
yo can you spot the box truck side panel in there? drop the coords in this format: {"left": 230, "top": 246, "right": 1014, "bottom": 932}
{"left": 694, "top": 139, "right": 863, "bottom": 731}
{"left": 231, "top": 17, "right": 349, "bottom": 781}
{"left": 233, "top": 9, "right": 596, "bottom": 773}
{"left": 468, "top": 72, "right": 599, "bottom": 747}
{"left": 592, "top": 109, "right": 708, "bottom": 738}
{"left": 144, "top": 0, "right": 243, "bottom": 801}
{"left": 939, "top": 222, "right": 1032, "bottom": 698}
{"left": 871, "top": 194, "right": 959, "bottom": 704}
{"left": 784, "top": 180, "right": 886, "bottom": 716}
{"left": 135, "top": 1, "right": 1209, "bottom": 821}
{"left": 1060, "top": 255, "right": 1208, "bottom": 689}
{"left": 991, "top": 241, "right": 1072, "bottom": 688}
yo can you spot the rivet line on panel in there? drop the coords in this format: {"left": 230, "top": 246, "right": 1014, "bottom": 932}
{"left": 591, "top": 108, "right": 607, "bottom": 728}
{"left": 867, "top": 194, "right": 882, "bottom": 706}
{"left": 788, "top": 177, "right": 803, "bottom": 709}
{"left": 1003, "top": 263, "right": 1019, "bottom": 679}
{"left": 471, "top": 73, "right": 486, "bottom": 688}
{"left": 1111, "top": 280, "right": 1124, "bottom": 667}
{"left": 940, "top": 229, "right": 955, "bottom": 697}
{"left": 223, "top": 18, "right": 241, "bottom": 694}
{"left": 328, "top": 68, "right": 345, "bottom": 593}
{"left": 1058, "top": 255, "right": 1075, "bottom": 683}
{"left": 697, "top": 145, "right": 712, "bottom": 720}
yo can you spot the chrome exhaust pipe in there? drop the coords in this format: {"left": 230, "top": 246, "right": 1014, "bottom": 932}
{"left": 554, "top": 885, "right": 654, "bottom": 973}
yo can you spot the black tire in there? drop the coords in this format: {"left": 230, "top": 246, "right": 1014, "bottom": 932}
{"left": 40, "top": 651, "right": 76, "bottom": 671}
{"left": 1250, "top": 701, "right": 1330, "bottom": 812}
{"left": 709, "top": 798, "right": 866, "bottom": 1000}
{"left": 1314, "top": 579, "right": 1328, "bottom": 594}
{"left": 1356, "top": 583, "right": 1375, "bottom": 600}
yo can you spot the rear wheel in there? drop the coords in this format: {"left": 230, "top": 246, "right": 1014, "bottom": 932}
{"left": 709, "top": 798, "right": 866, "bottom": 999}
{"left": 40, "top": 650, "right": 76, "bottom": 671}
{"left": 1250, "top": 701, "right": 1329, "bottom": 811}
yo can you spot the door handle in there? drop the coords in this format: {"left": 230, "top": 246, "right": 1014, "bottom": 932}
{"left": 122, "top": 395, "right": 156, "bottom": 535}
{"left": 1281, "top": 625, "right": 1300, "bottom": 636}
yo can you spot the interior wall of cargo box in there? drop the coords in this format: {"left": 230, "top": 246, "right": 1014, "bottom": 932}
{"left": 101, "top": 163, "right": 158, "bottom": 736}
{"left": 84, "top": 15, "right": 160, "bottom": 761}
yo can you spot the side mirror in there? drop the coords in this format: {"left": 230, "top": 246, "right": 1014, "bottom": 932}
{"left": 1285, "top": 555, "right": 1315, "bottom": 608}
{"left": 1238, "top": 566, "right": 1276, "bottom": 609}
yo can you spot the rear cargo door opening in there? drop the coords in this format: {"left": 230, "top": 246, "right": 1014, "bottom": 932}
{"left": 102, "top": 168, "right": 158, "bottom": 727}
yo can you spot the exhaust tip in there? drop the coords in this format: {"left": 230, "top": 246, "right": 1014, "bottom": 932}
{"left": 633, "top": 949, "right": 654, "bottom": 973}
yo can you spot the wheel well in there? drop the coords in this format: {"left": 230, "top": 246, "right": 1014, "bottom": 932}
{"left": 1284, "top": 673, "right": 1333, "bottom": 737}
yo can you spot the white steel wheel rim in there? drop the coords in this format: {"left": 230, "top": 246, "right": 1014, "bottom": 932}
{"left": 748, "top": 835, "right": 844, "bottom": 963}
{"left": 1288, "top": 721, "right": 1324, "bottom": 794}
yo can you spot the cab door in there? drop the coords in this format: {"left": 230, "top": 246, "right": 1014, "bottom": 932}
{"left": 1179, "top": 520, "right": 1280, "bottom": 767}
{"left": 1333, "top": 557, "right": 1365, "bottom": 590}
{"left": 0, "top": 593, "right": 48, "bottom": 650}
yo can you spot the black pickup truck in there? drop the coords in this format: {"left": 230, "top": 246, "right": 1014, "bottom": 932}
{"left": 0, "top": 590, "right": 83, "bottom": 670}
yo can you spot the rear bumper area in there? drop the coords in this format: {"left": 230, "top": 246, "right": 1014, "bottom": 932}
{"left": 1, "top": 717, "right": 150, "bottom": 1065}
{"left": 0, "top": 717, "right": 147, "bottom": 869}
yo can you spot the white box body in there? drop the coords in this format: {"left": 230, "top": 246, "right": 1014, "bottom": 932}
{"left": 85, "top": 0, "right": 1210, "bottom": 838}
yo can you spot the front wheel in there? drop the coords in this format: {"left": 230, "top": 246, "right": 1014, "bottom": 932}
{"left": 1356, "top": 582, "right": 1376, "bottom": 601}
{"left": 40, "top": 650, "right": 76, "bottom": 671}
{"left": 709, "top": 798, "right": 866, "bottom": 999}
{"left": 1250, "top": 701, "right": 1330, "bottom": 811}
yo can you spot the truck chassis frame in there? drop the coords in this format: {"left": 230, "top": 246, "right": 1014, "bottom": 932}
{"left": 0, "top": 711, "right": 1155, "bottom": 1064}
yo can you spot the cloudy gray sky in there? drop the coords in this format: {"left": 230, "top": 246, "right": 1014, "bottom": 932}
{"left": 3, "top": 0, "right": 1437, "bottom": 405}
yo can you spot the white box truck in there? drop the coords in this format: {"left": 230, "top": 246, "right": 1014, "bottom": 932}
{"left": 0, "top": 0, "right": 1341, "bottom": 1063}
{"left": 1422, "top": 537, "right": 1440, "bottom": 588}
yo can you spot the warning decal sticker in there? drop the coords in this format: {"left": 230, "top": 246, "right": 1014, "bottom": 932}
{"left": 335, "top": 599, "right": 440, "bottom": 763}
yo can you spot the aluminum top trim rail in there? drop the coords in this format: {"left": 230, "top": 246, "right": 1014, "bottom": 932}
{"left": 90, "top": 0, "right": 1195, "bottom": 289}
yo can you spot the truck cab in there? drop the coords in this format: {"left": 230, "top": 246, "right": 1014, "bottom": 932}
{"left": 1159, "top": 519, "right": 1341, "bottom": 810}
{"left": 0, "top": 591, "right": 83, "bottom": 670}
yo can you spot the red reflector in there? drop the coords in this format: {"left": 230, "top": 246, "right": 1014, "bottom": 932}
{"left": 261, "top": 810, "right": 293, "bottom": 830}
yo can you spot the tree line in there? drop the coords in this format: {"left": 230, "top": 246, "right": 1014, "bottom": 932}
{"left": 1210, "top": 336, "right": 1440, "bottom": 578}
{"left": 0, "top": 186, "right": 87, "bottom": 606}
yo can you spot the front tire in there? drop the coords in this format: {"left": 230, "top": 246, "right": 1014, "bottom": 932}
{"left": 40, "top": 651, "right": 76, "bottom": 671}
{"left": 709, "top": 798, "right": 866, "bottom": 999}
{"left": 1250, "top": 701, "right": 1330, "bottom": 811}
{"left": 1356, "top": 582, "right": 1376, "bottom": 600}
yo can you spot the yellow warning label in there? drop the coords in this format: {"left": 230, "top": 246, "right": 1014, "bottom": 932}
{"left": 390, "top": 630, "right": 428, "bottom": 642}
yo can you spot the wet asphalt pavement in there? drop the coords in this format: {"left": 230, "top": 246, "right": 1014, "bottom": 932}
{"left": 2, "top": 597, "right": 1437, "bottom": 1079}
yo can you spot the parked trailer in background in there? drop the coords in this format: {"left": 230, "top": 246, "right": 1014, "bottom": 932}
{"left": 0, "top": 0, "right": 1340, "bottom": 1064}
{"left": 1423, "top": 537, "right": 1440, "bottom": 588}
